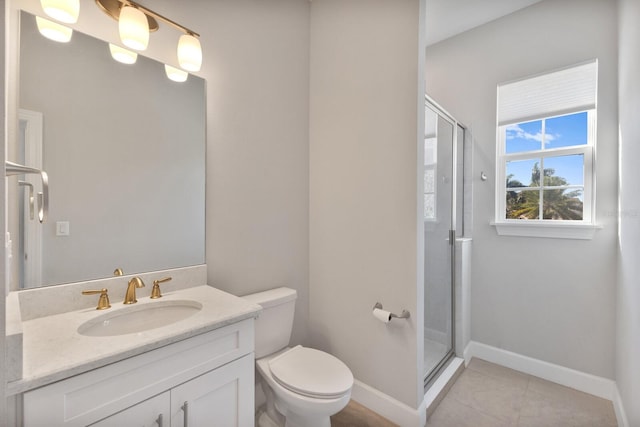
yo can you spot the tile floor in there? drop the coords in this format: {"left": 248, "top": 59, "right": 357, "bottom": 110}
{"left": 331, "top": 358, "right": 618, "bottom": 427}
{"left": 331, "top": 400, "right": 398, "bottom": 427}
{"left": 427, "top": 358, "right": 617, "bottom": 427}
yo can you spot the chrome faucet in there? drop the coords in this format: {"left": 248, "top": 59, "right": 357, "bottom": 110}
{"left": 124, "top": 277, "right": 145, "bottom": 304}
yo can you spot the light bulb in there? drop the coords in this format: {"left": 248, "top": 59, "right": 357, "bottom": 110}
{"left": 109, "top": 44, "right": 138, "bottom": 65}
{"left": 177, "top": 34, "right": 202, "bottom": 72}
{"left": 119, "top": 5, "right": 149, "bottom": 51}
{"left": 40, "top": 0, "right": 79, "bottom": 24}
{"left": 36, "top": 16, "right": 73, "bottom": 43}
{"left": 165, "top": 65, "right": 188, "bottom": 82}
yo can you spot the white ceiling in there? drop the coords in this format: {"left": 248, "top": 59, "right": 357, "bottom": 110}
{"left": 426, "top": 0, "right": 545, "bottom": 46}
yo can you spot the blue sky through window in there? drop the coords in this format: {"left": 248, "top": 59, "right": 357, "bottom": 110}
{"left": 505, "top": 112, "right": 587, "bottom": 187}
{"left": 506, "top": 120, "right": 542, "bottom": 153}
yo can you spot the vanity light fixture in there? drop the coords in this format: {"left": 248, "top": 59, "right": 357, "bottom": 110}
{"left": 96, "top": 0, "right": 202, "bottom": 72}
{"left": 109, "top": 43, "right": 138, "bottom": 64}
{"left": 177, "top": 34, "right": 202, "bottom": 72}
{"left": 118, "top": 4, "right": 148, "bottom": 51}
{"left": 40, "top": 0, "right": 79, "bottom": 24}
{"left": 35, "top": 16, "right": 73, "bottom": 43}
{"left": 165, "top": 64, "right": 188, "bottom": 82}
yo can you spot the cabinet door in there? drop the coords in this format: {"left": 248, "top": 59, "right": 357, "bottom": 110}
{"left": 171, "top": 354, "right": 254, "bottom": 427}
{"left": 90, "top": 392, "right": 170, "bottom": 427}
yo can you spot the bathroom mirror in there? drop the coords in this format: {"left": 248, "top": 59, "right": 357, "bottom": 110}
{"left": 8, "top": 11, "right": 206, "bottom": 289}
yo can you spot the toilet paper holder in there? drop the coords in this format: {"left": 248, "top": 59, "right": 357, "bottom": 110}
{"left": 373, "top": 302, "right": 410, "bottom": 320}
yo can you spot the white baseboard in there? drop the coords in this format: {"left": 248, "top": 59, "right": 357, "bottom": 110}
{"left": 351, "top": 380, "right": 427, "bottom": 427}
{"left": 352, "top": 343, "right": 630, "bottom": 427}
{"left": 464, "top": 341, "right": 629, "bottom": 427}
{"left": 613, "top": 385, "right": 629, "bottom": 427}
{"left": 464, "top": 341, "right": 615, "bottom": 399}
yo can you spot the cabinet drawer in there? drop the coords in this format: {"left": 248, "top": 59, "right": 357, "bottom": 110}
{"left": 89, "top": 392, "right": 170, "bottom": 427}
{"left": 24, "top": 319, "right": 254, "bottom": 427}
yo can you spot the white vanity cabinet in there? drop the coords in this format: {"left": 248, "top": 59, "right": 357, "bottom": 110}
{"left": 23, "top": 319, "right": 255, "bottom": 427}
{"left": 91, "top": 392, "right": 170, "bottom": 427}
{"left": 169, "top": 355, "right": 253, "bottom": 427}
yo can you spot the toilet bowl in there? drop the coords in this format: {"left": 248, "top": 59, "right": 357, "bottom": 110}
{"left": 243, "top": 288, "right": 354, "bottom": 427}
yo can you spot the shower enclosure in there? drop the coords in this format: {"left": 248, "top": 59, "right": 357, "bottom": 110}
{"left": 423, "top": 96, "right": 466, "bottom": 388}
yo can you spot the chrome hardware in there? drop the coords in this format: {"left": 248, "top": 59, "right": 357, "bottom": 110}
{"left": 124, "top": 277, "right": 145, "bottom": 304}
{"left": 113, "top": 268, "right": 124, "bottom": 276}
{"left": 373, "top": 302, "right": 410, "bottom": 320}
{"left": 18, "top": 181, "right": 35, "bottom": 220}
{"left": 6, "top": 161, "right": 49, "bottom": 223}
{"left": 181, "top": 401, "right": 189, "bottom": 427}
{"left": 150, "top": 277, "right": 172, "bottom": 299}
{"left": 82, "top": 288, "right": 111, "bottom": 310}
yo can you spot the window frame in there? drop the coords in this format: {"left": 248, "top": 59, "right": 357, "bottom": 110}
{"left": 493, "top": 110, "right": 599, "bottom": 239}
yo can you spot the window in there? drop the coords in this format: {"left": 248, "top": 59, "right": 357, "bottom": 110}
{"left": 494, "top": 61, "right": 599, "bottom": 239}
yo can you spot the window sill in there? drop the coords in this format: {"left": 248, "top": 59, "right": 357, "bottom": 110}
{"left": 491, "top": 221, "right": 602, "bottom": 240}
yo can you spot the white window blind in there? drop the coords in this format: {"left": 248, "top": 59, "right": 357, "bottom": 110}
{"left": 497, "top": 60, "right": 598, "bottom": 126}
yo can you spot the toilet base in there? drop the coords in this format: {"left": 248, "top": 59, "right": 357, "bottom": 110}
{"left": 258, "top": 407, "right": 333, "bottom": 427}
{"left": 257, "top": 389, "right": 333, "bottom": 427}
{"left": 258, "top": 410, "right": 331, "bottom": 427}
{"left": 257, "top": 410, "right": 281, "bottom": 427}
{"left": 283, "top": 412, "right": 331, "bottom": 427}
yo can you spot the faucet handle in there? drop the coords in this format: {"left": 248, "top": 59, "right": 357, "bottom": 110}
{"left": 113, "top": 268, "right": 124, "bottom": 276}
{"left": 151, "top": 277, "right": 172, "bottom": 299}
{"left": 82, "top": 288, "right": 111, "bottom": 310}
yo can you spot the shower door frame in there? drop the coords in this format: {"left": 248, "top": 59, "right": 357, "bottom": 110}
{"left": 423, "top": 95, "right": 465, "bottom": 389}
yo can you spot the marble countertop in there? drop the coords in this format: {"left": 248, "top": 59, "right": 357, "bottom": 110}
{"left": 7, "top": 285, "right": 261, "bottom": 395}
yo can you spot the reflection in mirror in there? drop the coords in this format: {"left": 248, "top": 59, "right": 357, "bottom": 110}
{"left": 9, "top": 11, "right": 206, "bottom": 289}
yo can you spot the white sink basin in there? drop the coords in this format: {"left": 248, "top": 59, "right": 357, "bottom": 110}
{"left": 78, "top": 300, "right": 203, "bottom": 337}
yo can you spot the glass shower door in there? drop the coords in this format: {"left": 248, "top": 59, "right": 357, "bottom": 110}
{"left": 423, "top": 101, "right": 456, "bottom": 386}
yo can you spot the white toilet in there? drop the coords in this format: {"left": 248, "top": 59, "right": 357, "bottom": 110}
{"left": 243, "top": 287, "right": 353, "bottom": 427}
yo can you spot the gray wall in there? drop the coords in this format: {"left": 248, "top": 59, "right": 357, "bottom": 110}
{"left": 12, "top": 0, "right": 311, "bottom": 344}
{"left": 617, "top": 0, "right": 640, "bottom": 424}
{"left": 309, "top": 0, "right": 425, "bottom": 408}
{"left": 151, "top": 0, "right": 311, "bottom": 345}
{"left": 426, "top": 0, "right": 618, "bottom": 379}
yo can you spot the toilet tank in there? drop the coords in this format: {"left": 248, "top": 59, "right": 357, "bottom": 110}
{"left": 242, "top": 287, "right": 297, "bottom": 359}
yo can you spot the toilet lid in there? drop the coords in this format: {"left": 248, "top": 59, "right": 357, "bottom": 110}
{"left": 268, "top": 345, "right": 353, "bottom": 399}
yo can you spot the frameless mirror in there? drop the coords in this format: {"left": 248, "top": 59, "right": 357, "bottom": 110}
{"left": 8, "top": 11, "right": 206, "bottom": 289}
